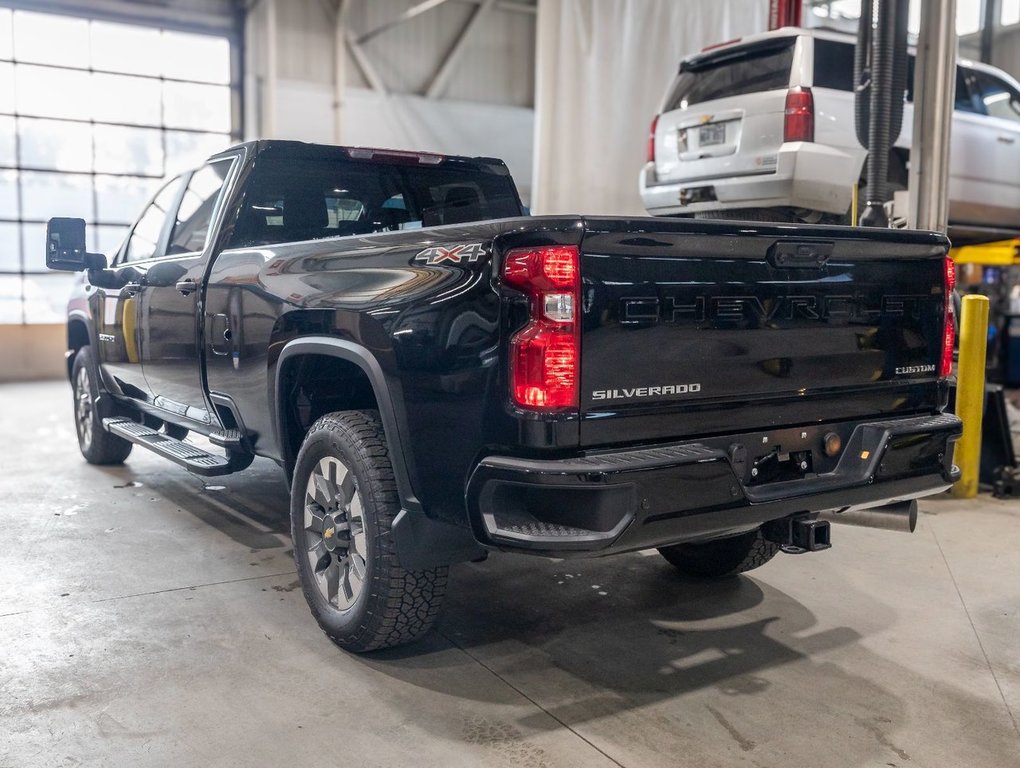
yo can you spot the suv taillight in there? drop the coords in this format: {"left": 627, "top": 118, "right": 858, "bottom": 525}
{"left": 784, "top": 87, "right": 814, "bottom": 142}
{"left": 941, "top": 257, "right": 956, "bottom": 377}
{"left": 648, "top": 115, "right": 659, "bottom": 163}
{"left": 502, "top": 245, "right": 580, "bottom": 410}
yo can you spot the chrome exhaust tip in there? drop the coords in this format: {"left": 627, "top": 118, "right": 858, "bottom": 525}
{"left": 818, "top": 500, "right": 917, "bottom": 533}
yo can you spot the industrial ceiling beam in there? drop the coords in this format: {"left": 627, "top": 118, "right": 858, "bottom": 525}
{"left": 345, "top": 29, "right": 388, "bottom": 94}
{"left": 356, "top": 0, "right": 456, "bottom": 45}
{"left": 425, "top": 0, "right": 496, "bottom": 98}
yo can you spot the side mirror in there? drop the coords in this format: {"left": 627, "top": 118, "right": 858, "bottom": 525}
{"left": 46, "top": 218, "right": 106, "bottom": 272}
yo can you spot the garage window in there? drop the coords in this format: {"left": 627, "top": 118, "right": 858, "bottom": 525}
{"left": 0, "top": 8, "right": 236, "bottom": 323}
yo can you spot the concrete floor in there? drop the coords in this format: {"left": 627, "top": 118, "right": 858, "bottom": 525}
{"left": 1, "top": 381, "right": 1018, "bottom": 768}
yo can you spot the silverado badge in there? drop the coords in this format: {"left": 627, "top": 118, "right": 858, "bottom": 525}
{"left": 414, "top": 243, "right": 486, "bottom": 266}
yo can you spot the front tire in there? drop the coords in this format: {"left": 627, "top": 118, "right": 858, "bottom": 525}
{"left": 658, "top": 528, "right": 780, "bottom": 579}
{"left": 71, "top": 346, "right": 132, "bottom": 465}
{"left": 290, "top": 410, "right": 448, "bottom": 652}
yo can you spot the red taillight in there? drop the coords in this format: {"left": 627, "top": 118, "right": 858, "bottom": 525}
{"left": 941, "top": 257, "right": 956, "bottom": 377}
{"left": 502, "top": 245, "right": 580, "bottom": 410}
{"left": 647, "top": 115, "right": 659, "bottom": 163}
{"left": 784, "top": 87, "right": 814, "bottom": 142}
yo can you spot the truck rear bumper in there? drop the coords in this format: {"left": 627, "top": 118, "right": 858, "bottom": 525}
{"left": 465, "top": 413, "right": 961, "bottom": 557}
{"left": 639, "top": 142, "right": 863, "bottom": 217}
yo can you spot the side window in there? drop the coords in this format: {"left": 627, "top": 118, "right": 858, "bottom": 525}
{"left": 123, "top": 178, "right": 183, "bottom": 263}
{"left": 955, "top": 67, "right": 984, "bottom": 114}
{"left": 812, "top": 39, "right": 855, "bottom": 92}
{"left": 167, "top": 159, "right": 233, "bottom": 254}
{"left": 972, "top": 70, "right": 1020, "bottom": 124}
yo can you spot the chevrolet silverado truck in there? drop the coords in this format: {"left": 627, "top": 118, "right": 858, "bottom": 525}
{"left": 46, "top": 140, "right": 962, "bottom": 652}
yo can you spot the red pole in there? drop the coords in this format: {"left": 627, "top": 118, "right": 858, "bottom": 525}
{"left": 769, "top": 0, "right": 803, "bottom": 30}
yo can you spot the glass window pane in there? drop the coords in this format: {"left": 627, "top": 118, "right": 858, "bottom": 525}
{"left": 94, "top": 125, "right": 163, "bottom": 175}
{"left": 0, "top": 9, "right": 12, "bottom": 60}
{"left": 0, "top": 116, "right": 11, "bottom": 165}
{"left": 92, "top": 73, "right": 162, "bottom": 125}
{"left": 16, "top": 65, "right": 91, "bottom": 120}
{"left": 0, "top": 62, "right": 14, "bottom": 112}
{"left": 124, "top": 177, "right": 182, "bottom": 262}
{"left": 169, "top": 161, "right": 230, "bottom": 253}
{"left": 165, "top": 131, "right": 230, "bottom": 176}
{"left": 90, "top": 21, "right": 161, "bottom": 76}
{"left": 975, "top": 72, "right": 1020, "bottom": 124}
{"left": 20, "top": 221, "right": 47, "bottom": 272}
{"left": 23, "top": 273, "right": 75, "bottom": 323}
{"left": 13, "top": 11, "right": 89, "bottom": 68}
{"left": 0, "top": 221, "right": 20, "bottom": 272}
{"left": 1005, "top": 0, "right": 1020, "bottom": 26}
{"left": 0, "top": 116, "right": 15, "bottom": 164}
{"left": 957, "top": 0, "right": 981, "bottom": 35}
{"left": 0, "top": 169, "right": 17, "bottom": 217}
{"left": 161, "top": 31, "right": 230, "bottom": 84}
{"left": 20, "top": 171, "right": 93, "bottom": 221}
{"left": 163, "top": 82, "right": 230, "bottom": 132}
{"left": 95, "top": 175, "right": 157, "bottom": 224}
{"left": 0, "top": 275, "right": 22, "bottom": 323}
{"left": 18, "top": 117, "right": 92, "bottom": 172}
{"left": 94, "top": 224, "right": 129, "bottom": 256}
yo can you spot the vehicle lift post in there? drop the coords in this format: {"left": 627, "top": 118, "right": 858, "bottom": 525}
{"left": 953, "top": 294, "right": 990, "bottom": 498}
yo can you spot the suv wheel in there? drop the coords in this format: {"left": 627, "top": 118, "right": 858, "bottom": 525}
{"left": 290, "top": 410, "right": 447, "bottom": 652}
{"left": 658, "top": 528, "right": 780, "bottom": 578}
{"left": 71, "top": 346, "right": 133, "bottom": 465}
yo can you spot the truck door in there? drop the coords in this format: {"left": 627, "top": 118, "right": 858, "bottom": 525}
{"left": 138, "top": 158, "right": 235, "bottom": 427}
{"left": 93, "top": 176, "right": 184, "bottom": 400}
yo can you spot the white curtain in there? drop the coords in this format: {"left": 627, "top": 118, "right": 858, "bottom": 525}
{"left": 532, "top": 0, "right": 769, "bottom": 215}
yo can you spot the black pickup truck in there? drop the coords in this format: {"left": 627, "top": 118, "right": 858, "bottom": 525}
{"left": 46, "top": 140, "right": 961, "bottom": 652}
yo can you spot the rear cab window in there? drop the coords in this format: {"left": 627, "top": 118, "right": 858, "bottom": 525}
{"left": 229, "top": 153, "right": 523, "bottom": 249}
{"left": 664, "top": 37, "right": 796, "bottom": 111}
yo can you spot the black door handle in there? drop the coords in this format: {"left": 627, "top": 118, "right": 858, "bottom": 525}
{"left": 176, "top": 279, "right": 198, "bottom": 296}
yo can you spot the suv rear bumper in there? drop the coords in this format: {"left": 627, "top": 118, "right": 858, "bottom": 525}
{"left": 639, "top": 142, "right": 863, "bottom": 217}
{"left": 465, "top": 413, "right": 961, "bottom": 556}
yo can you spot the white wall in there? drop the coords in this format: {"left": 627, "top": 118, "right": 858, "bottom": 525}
{"left": 531, "top": 0, "right": 769, "bottom": 216}
{"left": 245, "top": 0, "right": 536, "bottom": 202}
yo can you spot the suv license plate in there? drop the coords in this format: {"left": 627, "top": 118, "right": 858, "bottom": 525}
{"left": 699, "top": 123, "right": 726, "bottom": 146}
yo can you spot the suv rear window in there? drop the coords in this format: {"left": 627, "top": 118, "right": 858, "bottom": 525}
{"left": 664, "top": 38, "right": 795, "bottom": 110}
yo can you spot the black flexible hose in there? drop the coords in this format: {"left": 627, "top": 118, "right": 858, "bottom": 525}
{"left": 854, "top": 0, "right": 874, "bottom": 148}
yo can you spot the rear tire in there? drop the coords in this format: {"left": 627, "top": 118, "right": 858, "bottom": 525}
{"left": 658, "top": 528, "right": 780, "bottom": 579}
{"left": 71, "top": 346, "right": 133, "bottom": 465}
{"left": 164, "top": 423, "right": 188, "bottom": 440}
{"left": 290, "top": 409, "right": 448, "bottom": 652}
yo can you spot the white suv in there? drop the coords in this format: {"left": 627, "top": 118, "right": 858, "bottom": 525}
{"left": 639, "top": 27, "right": 1020, "bottom": 238}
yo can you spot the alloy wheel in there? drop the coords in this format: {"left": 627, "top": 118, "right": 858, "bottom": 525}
{"left": 75, "top": 366, "right": 94, "bottom": 451}
{"left": 303, "top": 455, "right": 368, "bottom": 610}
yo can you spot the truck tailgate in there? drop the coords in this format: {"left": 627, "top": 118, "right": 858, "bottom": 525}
{"left": 578, "top": 218, "right": 950, "bottom": 448}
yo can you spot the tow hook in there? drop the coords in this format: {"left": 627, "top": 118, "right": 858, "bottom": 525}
{"left": 764, "top": 515, "right": 832, "bottom": 554}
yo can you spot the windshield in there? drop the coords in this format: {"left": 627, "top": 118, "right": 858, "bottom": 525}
{"left": 664, "top": 38, "right": 796, "bottom": 111}
{"left": 228, "top": 155, "right": 523, "bottom": 249}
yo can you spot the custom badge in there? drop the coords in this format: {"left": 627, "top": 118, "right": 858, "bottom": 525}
{"left": 414, "top": 243, "right": 487, "bottom": 265}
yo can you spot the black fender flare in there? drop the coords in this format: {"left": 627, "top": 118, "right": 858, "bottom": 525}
{"left": 272, "top": 337, "right": 484, "bottom": 569}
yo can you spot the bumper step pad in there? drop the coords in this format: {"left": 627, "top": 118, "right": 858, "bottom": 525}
{"left": 103, "top": 418, "right": 245, "bottom": 476}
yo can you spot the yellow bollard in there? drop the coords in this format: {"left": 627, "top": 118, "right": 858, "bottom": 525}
{"left": 952, "top": 294, "right": 990, "bottom": 498}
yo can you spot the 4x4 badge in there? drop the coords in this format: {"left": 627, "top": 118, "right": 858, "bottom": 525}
{"left": 414, "top": 243, "right": 486, "bottom": 265}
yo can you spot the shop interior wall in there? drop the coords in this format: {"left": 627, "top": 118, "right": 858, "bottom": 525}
{"left": 245, "top": 0, "right": 536, "bottom": 202}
